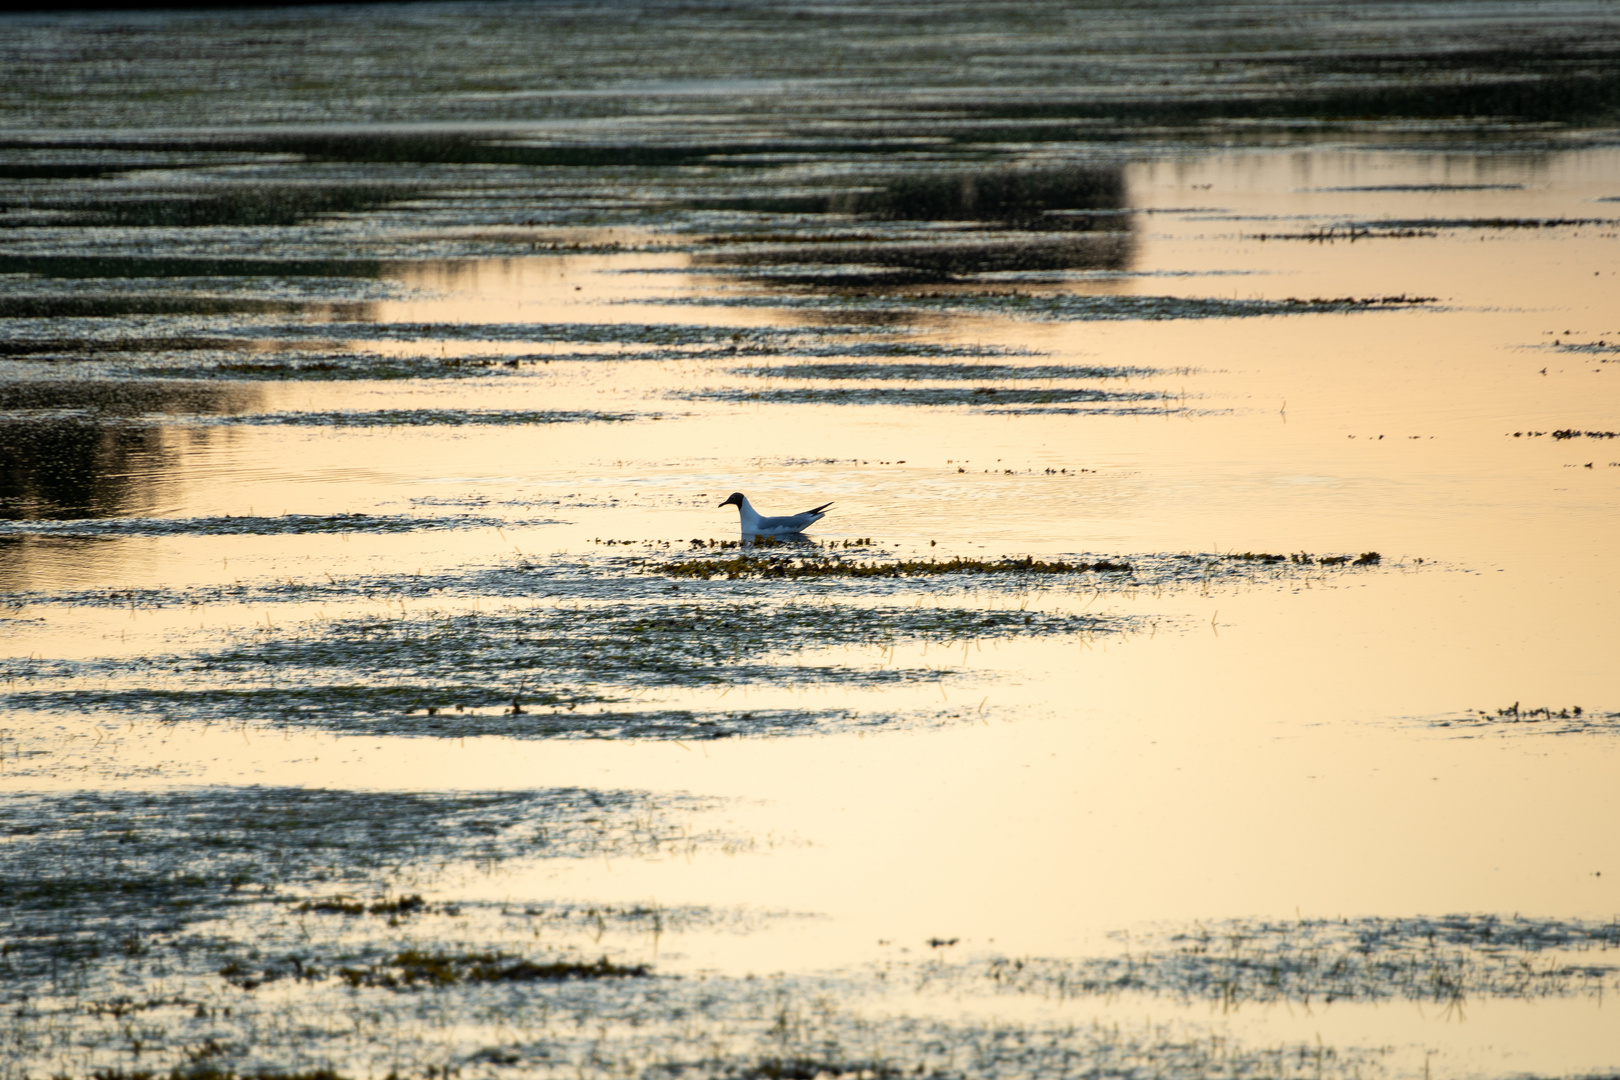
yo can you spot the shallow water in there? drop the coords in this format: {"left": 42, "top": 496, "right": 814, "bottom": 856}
{"left": 4, "top": 3, "right": 1620, "bottom": 1078}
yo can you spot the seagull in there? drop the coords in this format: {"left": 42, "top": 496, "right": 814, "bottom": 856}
{"left": 719, "top": 492, "right": 833, "bottom": 539}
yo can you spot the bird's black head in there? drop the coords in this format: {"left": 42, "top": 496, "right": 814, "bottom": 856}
{"left": 719, "top": 492, "right": 745, "bottom": 508}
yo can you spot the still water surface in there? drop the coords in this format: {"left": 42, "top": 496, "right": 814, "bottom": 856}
{"left": 3, "top": 24, "right": 1619, "bottom": 1079}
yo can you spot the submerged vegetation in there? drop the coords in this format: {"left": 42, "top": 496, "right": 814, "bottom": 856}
{"left": 1435, "top": 703, "right": 1620, "bottom": 735}
{"left": 1, "top": 595, "right": 1116, "bottom": 733}
{"left": 2, "top": 2, "right": 1614, "bottom": 1077}
{"left": 652, "top": 554, "right": 1135, "bottom": 579}
{"left": 964, "top": 914, "right": 1620, "bottom": 1006}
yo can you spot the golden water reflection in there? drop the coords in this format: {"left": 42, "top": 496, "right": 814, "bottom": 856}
{"left": 4, "top": 146, "right": 1619, "bottom": 1077}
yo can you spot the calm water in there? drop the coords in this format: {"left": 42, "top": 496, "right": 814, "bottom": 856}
{"left": 3, "top": 3, "right": 1620, "bottom": 1078}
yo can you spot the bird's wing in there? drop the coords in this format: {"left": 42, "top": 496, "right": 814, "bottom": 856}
{"left": 749, "top": 502, "right": 831, "bottom": 532}
{"left": 754, "top": 512, "right": 812, "bottom": 531}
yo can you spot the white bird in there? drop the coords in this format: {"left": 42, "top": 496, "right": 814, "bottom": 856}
{"left": 719, "top": 492, "right": 833, "bottom": 539}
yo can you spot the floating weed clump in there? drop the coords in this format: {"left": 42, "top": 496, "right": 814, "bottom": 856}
{"left": 667, "top": 291, "right": 1438, "bottom": 321}
{"left": 1434, "top": 702, "right": 1619, "bottom": 735}
{"left": 293, "top": 894, "right": 431, "bottom": 917}
{"left": 651, "top": 554, "right": 1133, "bottom": 580}
{"left": 0, "top": 787, "right": 717, "bottom": 911}
{"left": 2, "top": 598, "right": 1111, "bottom": 733}
{"left": 336, "top": 951, "right": 650, "bottom": 989}
{"left": 682, "top": 385, "right": 1175, "bottom": 410}
{"left": 731, "top": 361, "right": 1161, "bottom": 382}
{"left": 1509, "top": 428, "right": 1620, "bottom": 440}
{"left": 188, "top": 408, "right": 652, "bottom": 428}
{"left": 1225, "top": 551, "right": 1381, "bottom": 566}
{"left": 0, "top": 784, "right": 816, "bottom": 1080}
{"left": 0, "top": 513, "right": 557, "bottom": 538}
{"left": 958, "top": 914, "right": 1620, "bottom": 1007}
{"left": 86, "top": 1070, "right": 347, "bottom": 1080}
{"left": 0, "top": 785, "right": 729, "bottom": 1009}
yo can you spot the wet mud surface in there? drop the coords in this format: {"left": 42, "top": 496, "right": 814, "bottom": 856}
{"left": 4, "top": 1, "right": 1620, "bottom": 1078}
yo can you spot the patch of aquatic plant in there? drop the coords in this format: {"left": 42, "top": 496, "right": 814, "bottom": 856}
{"left": 1549, "top": 336, "right": 1620, "bottom": 354}
{"left": 0, "top": 513, "right": 556, "bottom": 538}
{"left": 0, "top": 255, "right": 388, "bottom": 280}
{"left": 957, "top": 914, "right": 1620, "bottom": 1006}
{"left": 1, "top": 948, "right": 1396, "bottom": 1080}
{"left": 38, "top": 184, "right": 424, "bottom": 229}
{"left": 192, "top": 408, "right": 651, "bottom": 428}
{"left": 687, "top": 165, "right": 1126, "bottom": 226}
{"left": 245, "top": 321, "right": 812, "bottom": 347}
{"left": 671, "top": 291, "right": 1438, "bottom": 321}
{"left": 79, "top": 1071, "right": 344, "bottom": 1080}
{"left": 0, "top": 787, "right": 710, "bottom": 911}
{"left": 0, "top": 785, "right": 826, "bottom": 1079}
{"left": 733, "top": 361, "right": 1162, "bottom": 381}
{"left": 651, "top": 554, "right": 1134, "bottom": 581}
{"left": 0, "top": 294, "right": 325, "bottom": 318}
{"left": 1223, "top": 551, "right": 1381, "bottom": 566}
{"left": 6, "top": 547, "right": 1405, "bottom": 617}
{"left": 1375, "top": 217, "right": 1617, "bottom": 231}
{"left": 0, "top": 378, "right": 260, "bottom": 417}
{"left": 685, "top": 386, "right": 1174, "bottom": 409}
{"left": 332, "top": 951, "right": 649, "bottom": 989}
{"left": 293, "top": 894, "right": 434, "bottom": 917}
{"left": 0, "top": 786, "right": 722, "bottom": 985}
{"left": 0, "top": 336, "right": 257, "bottom": 358}
{"left": 2, "top": 687, "right": 901, "bottom": 741}
{"left": 1434, "top": 702, "right": 1620, "bottom": 735}
{"left": 1253, "top": 220, "right": 1616, "bottom": 241}
{"left": 1248, "top": 226, "right": 1440, "bottom": 241}
{"left": 1, "top": 599, "right": 1106, "bottom": 733}
{"left": 1508, "top": 428, "right": 1620, "bottom": 440}
{"left": 695, "top": 233, "right": 1135, "bottom": 281}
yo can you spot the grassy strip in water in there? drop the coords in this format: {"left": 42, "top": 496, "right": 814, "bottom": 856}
{"left": 1435, "top": 702, "right": 1620, "bottom": 735}
{"left": 683, "top": 385, "right": 1172, "bottom": 409}
{"left": 3, "top": 600, "right": 1105, "bottom": 732}
{"left": 0, "top": 787, "right": 713, "bottom": 914}
{"left": 0, "top": 295, "right": 320, "bottom": 318}
{"left": 34, "top": 184, "right": 425, "bottom": 229}
{"left": 652, "top": 554, "right": 1134, "bottom": 580}
{"left": 8, "top": 549, "right": 1400, "bottom": 612}
{"left": 0, "top": 256, "right": 387, "bottom": 279}
{"left": 0, "top": 514, "right": 556, "bottom": 538}
{"left": 333, "top": 951, "right": 649, "bottom": 989}
{"left": 1, "top": 689, "right": 886, "bottom": 740}
{"left": 733, "top": 361, "right": 1160, "bottom": 381}
{"left": 1510, "top": 428, "right": 1620, "bottom": 440}
{"left": 958, "top": 914, "right": 1620, "bottom": 1006}
{"left": 662, "top": 292, "right": 1437, "bottom": 320}
{"left": 0, "top": 786, "right": 724, "bottom": 979}
{"left": 650, "top": 551, "right": 1380, "bottom": 580}
{"left": 190, "top": 409, "right": 651, "bottom": 427}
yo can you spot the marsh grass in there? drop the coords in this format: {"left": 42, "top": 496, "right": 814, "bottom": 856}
{"left": 660, "top": 292, "right": 1438, "bottom": 321}
{"left": 1, "top": 597, "right": 1110, "bottom": 733}
{"left": 1, "top": 514, "right": 560, "bottom": 538}
{"left": 651, "top": 554, "right": 1134, "bottom": 580}
{"left": 957, "top": 915, "right": 1620, "bottom": 1006}
{"left": 0, "top": 786, "right": 819, "bottom": 1080}
{"left": 191, "top": 409, "right": 652, "bottom": 428}
{"left": 733, "top": 361, "right": 1162, "bottom": 381}
{"left": 685, "top": 385, "right": 1173, "bottom": 410}
{"left": 334, "top": 952, "right": 650, "bottom": 988}
{"left": 1435, "top": 703, "right": 1619, "bottom": 735}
